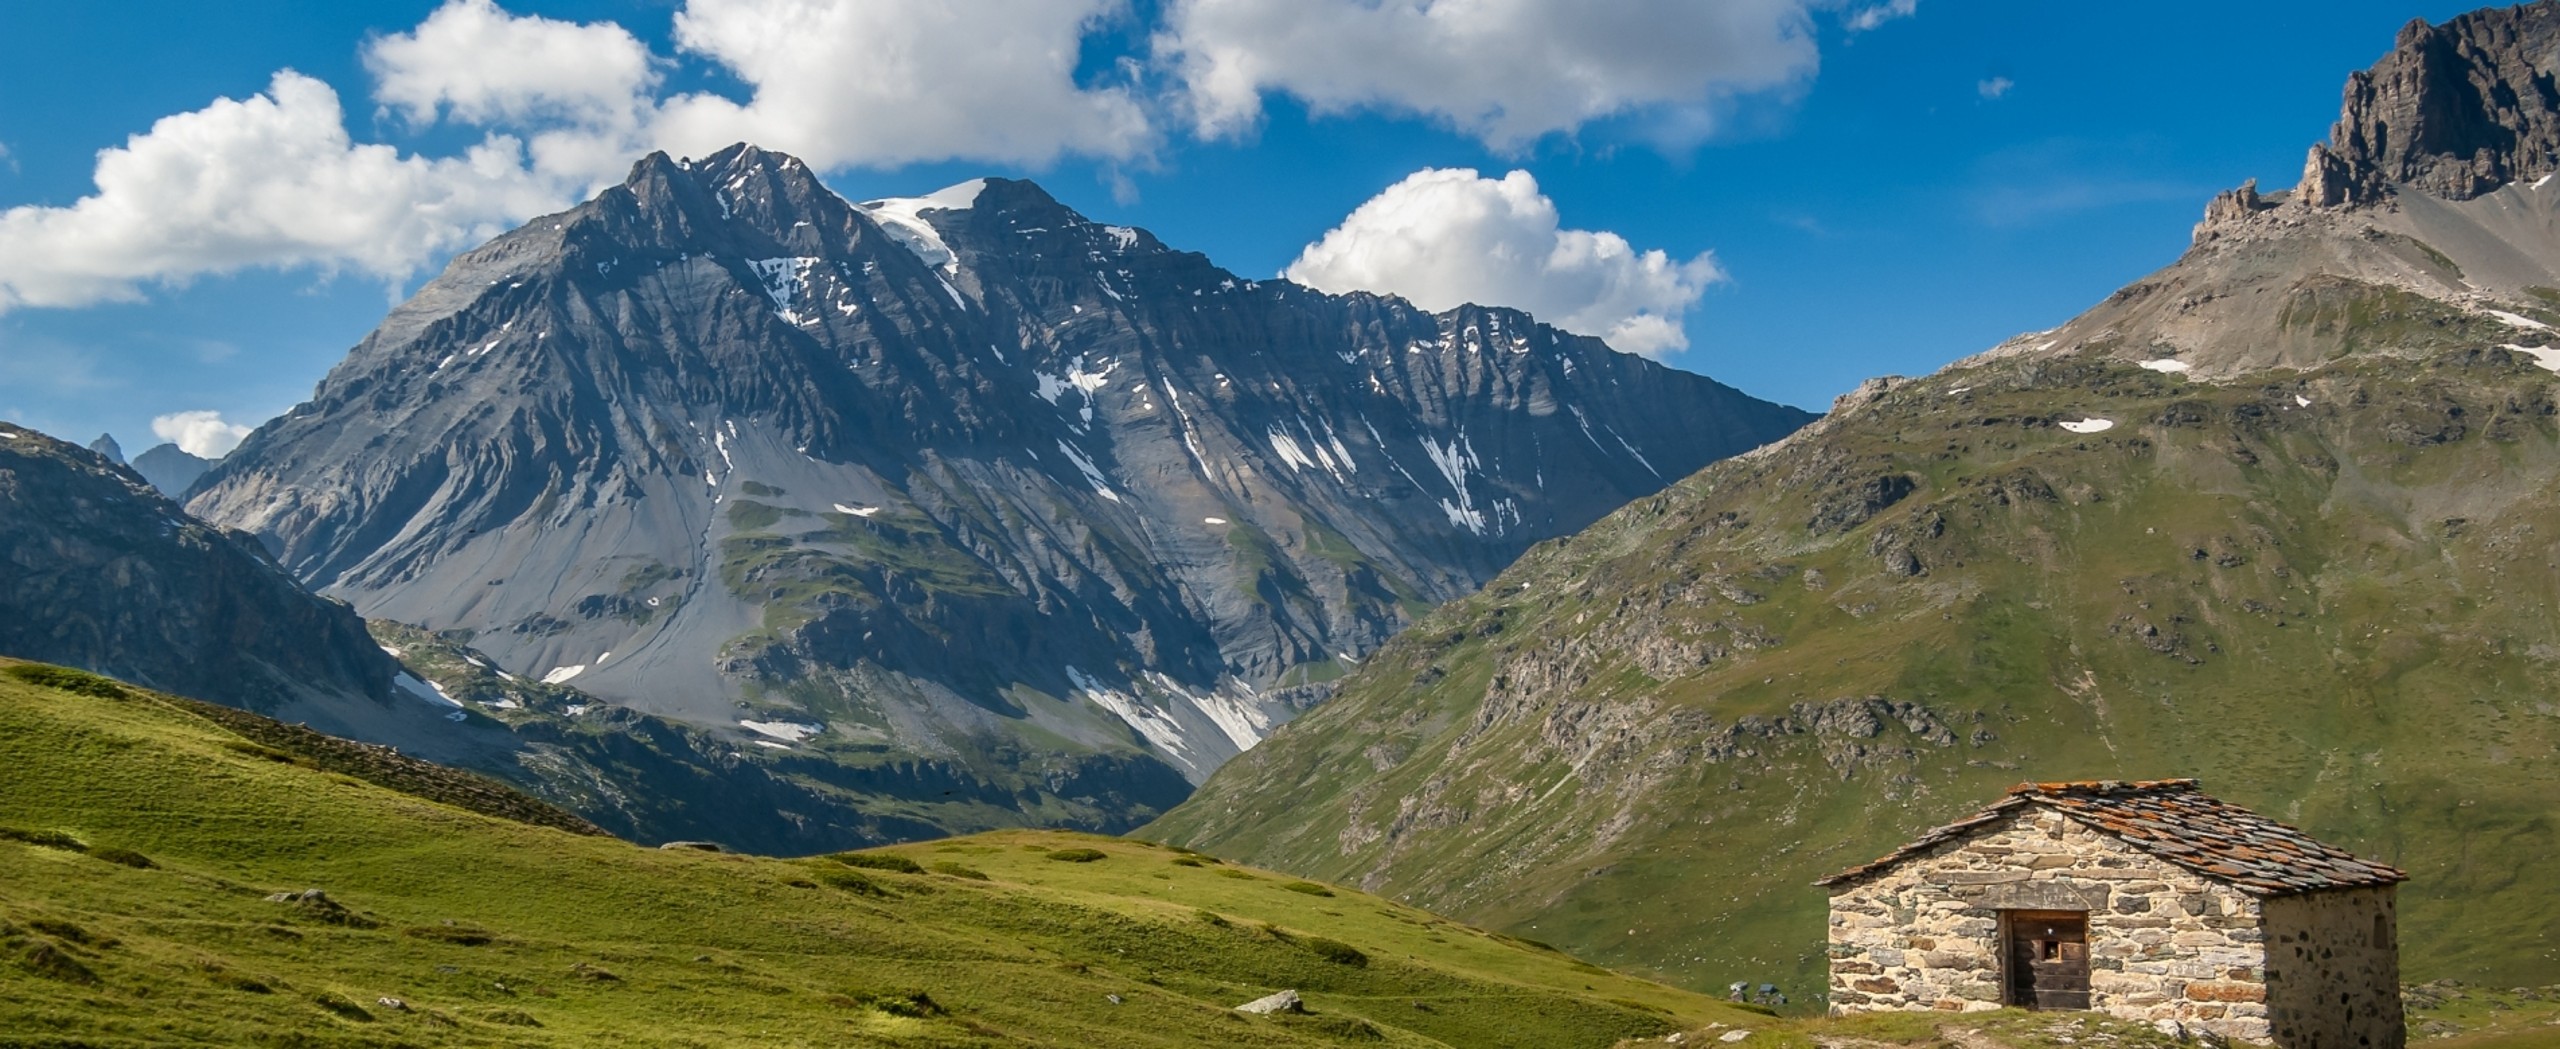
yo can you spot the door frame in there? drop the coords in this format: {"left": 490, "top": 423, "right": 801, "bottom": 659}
{"left": 2001, "top": 909, "right": 2091, "bottom": 1010}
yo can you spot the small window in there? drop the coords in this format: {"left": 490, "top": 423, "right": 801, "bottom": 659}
{"left": 2372, "top": 913, "right": 2392, "bottom": 949}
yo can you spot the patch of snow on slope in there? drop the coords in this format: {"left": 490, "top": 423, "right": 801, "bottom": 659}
{"left": 2138, "top": 358, "right": 2191, "bottom": 373}
{"left": 1268, "top": 427, "right": 1317, "bottom": 473}
{"left": 833, "top": 503, "right": 882, "bottom": 517}
{"left": 2485, "top": 309, "right": 2553, "bottom": 332}
{"left": 857, "top": 179, "right": 987, "bottom": 273}
{"left": 2295, "top": 395, "right": 2314, "bottom": 407}
{"left": 740, "top": 719, "right": 822, "bottom": 743}
{"left": 2059, "top": 418, "right": 2116, "bottom": 434}
{"left": 1204, "top": 516, "right": 1227, "bottom": 524}
{"left": 1606, "top": 427, "right": 1661, "bottom": 479}
{"left": 2502, "top": 344, "right": 2560, "bottom": 372}
{"left": 1069, "top": 667, "right": 1193, "bottom": 761}
{"left": 1421, "top": 432, "right": 1493, "bottom": 535}
{"left": 541, "top": 665, "right": 586, "bottom": 684}
{"left": 1055, "top": 441, "right": 1121, "bottom": 502}
{"left": 747, "top": 257, "right": 821, "bottom": 320}
{"left": 394, "top": 672, "right": 462, "bottom": 709}
{"left": 1149, "top": 672, "right": 1275, "bottom": 753}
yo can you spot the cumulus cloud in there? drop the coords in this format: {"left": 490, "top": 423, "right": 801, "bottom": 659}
{"left": 151, "top": 410, "right": 255, "bottom": 458}
{"left": 0, "top": 71, "right": 560, "bottom": 312}
{"left": 651, "top": 0, "right": 1153, "bottom": 170}
{"left": 1978, "top": 76, "right": 2014, "bottom": 100}
{"left": 368, "top": 0, "right": 658, "bottom": 129}
{"left": 1159, "top": 0, "right": 1838, "bottom": 149}
{"left": 1284, "top": 168, "right": 1723, "bottom": 357}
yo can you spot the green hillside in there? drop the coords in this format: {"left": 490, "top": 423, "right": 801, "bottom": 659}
{"left": 1150, "top": 349, "right": 2560, "bottom": 1003}
{"left": 0, "top": 657, "right": 1754, "bottom": 1047}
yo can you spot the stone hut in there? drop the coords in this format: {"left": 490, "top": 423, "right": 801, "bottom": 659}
{"left": 1818, "top": 780, "right": 2406, "bottom": 1047}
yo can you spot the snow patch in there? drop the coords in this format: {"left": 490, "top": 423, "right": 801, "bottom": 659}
{"left": 2059, "top": 418, "right": 2116, "bottom": 434}
{"left": 2137, "top": 358, "right": 2191, "bottom": 373}
{"left": 858, "top": 180, "right": 987, "bottom": 272}
{"left": 1069, "top": 667, "right": 1193, "bottom": 761}
{"left": 833, "top": 503, "right": 882, "bottom": 517}
{"left": 394, "top": 672, "right": 462, "bottom": 709}
{"left": 2485, "top": 308, "right": 2554, "bottom": 332}
{"left": 1055, "top": 441, "right": 1121, "bottom": 502}
{"left": 751, "top": 740, "right": 791, "bottom": 750}
{"left": 740, "top": 719, "right": 822, "bottom": 742}
{"left": 540, "top": 665, "right": 586, "bottom": 684}
{"left": 747, "top": 257, "right": 821, "bottom": 320}
{"left": 2501, "top": 344, "right": 2560, "bottom": 372}
{"left": 1203, "top": 516, "right": 1228, "bottom": 525}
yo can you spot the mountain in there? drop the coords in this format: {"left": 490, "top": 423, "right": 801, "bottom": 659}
{"left": 86, "top": 432, "right": 124, "bottom": 464}
{"left": 186, "top": 144, "right": 1810, "bottom": 835}
{"left": 1150, "top": 4, "right": 2560, "bottom": 1002}
{"left": 0, "top": 425, "right": 408, "bottom": 729}
{"left": 130, "top": 441, "right": 213, "bottom": 497}
{"left": 0, "top": 655, "right": 1751, "bottom": 1047}
{"left": 0, "top": 422, "right": 1141, "bottom": 852}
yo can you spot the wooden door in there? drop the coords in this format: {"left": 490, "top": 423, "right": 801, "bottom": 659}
{"left": 2004, "top": 910, "right": 2090, "bottom": 1010}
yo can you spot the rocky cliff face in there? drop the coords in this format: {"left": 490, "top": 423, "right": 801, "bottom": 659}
{"left": 0, "top": 425, "right": 400, "bottom": 718}
{"left": 187, "top": 144, "right": 1810, "bottom": 833}
{"left": 2303, "top": 3, "right": 2560, "bottom": 207}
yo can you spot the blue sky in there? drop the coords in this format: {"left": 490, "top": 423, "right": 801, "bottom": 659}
{"left": 0, "top": 0, "right": 2484, "bottom": 455}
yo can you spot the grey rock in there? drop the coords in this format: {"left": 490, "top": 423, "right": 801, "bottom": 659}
{"left": 86, "top": 434, "right": 124, "bottom": 465}
{"left": 658, "top": 840, "right": 723, "bottom": 852}
{"left": 1235, "top": 989, "right": 1302, "bottom": 1014}
{"left": 2304, "top": 4, "right": 2560, "bottom": 206}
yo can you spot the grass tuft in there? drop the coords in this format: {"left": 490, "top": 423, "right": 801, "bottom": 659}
{"left": 929, "top": 860, "right": 990, "bottom": 880}
{"left": 1045, "top": 848, "right": 1108, "bottom": 863}
{"left": 831, "top": 851, "right": 926, "bottom": 874}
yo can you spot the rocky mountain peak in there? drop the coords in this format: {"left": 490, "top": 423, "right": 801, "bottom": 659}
{"left": 187, "top": 143, "right": 1812, "bottom": 833}
{"left": 2300, "top": 2, "right": 2560, "bottom": 208}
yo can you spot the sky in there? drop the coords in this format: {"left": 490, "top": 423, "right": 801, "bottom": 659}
{"left": 0, "top": 0, "right": 2490, "bottom": 456}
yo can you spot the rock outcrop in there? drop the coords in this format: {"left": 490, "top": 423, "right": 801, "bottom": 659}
{"left": 2313, "top": 5, "right": 2560, "bottom": 205}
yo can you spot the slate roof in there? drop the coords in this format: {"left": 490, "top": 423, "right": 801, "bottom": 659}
{"left": 1816, "top": 779, "right": 2408, "bottom": 896}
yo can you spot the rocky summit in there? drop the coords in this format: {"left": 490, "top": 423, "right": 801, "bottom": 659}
{"left": 185, "top": 144, "right": 1810, "bottom": 835}
{"left": 1153, "top": 4, "right": 2560, "bottom": 1001}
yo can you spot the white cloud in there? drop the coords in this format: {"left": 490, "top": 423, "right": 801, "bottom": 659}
{"left": 1159, "top": 0, "right": 1838, "bottom": 150}
{"left": 1978, "top": 76, "right": 2014, "bottom": 100}
{"left": 1845, "top": 0, "right": 1918, "bottom": 31}
{"left": 368, "top": 0, "right": 657, "bottom": 129}
{"left": 151, "top": 410, "right": 254, "bottom": 458}
{"left": 0, "top": 71, "right": 562, "bottom": 313}
{"left": 652, "top": 0, "right": 1153, "bottom": 169}
{"left": 1284, "top": 168, "right": 1723, "bottom": 357}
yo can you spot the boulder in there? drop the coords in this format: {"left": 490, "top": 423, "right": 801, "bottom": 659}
{"left": 1235, "top": 989, "right": 1303, "bottom": 1015}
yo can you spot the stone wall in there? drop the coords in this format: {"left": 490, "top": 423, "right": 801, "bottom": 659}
{"left": 2262, "top": 886, "right": 2404, "bottom": 1049}
{"left": 1826, "top": 808, "right": 2274, "bottom": 1042}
